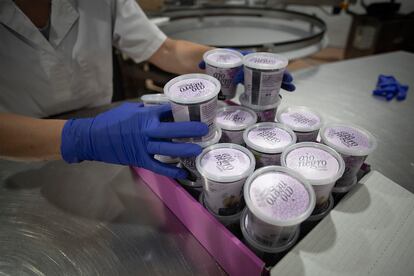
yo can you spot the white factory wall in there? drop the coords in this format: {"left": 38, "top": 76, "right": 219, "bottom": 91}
{"left": 287, "top": 0, "right": 414, "bottom": 48}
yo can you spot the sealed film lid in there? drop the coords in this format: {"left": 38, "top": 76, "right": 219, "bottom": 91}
{"left": 243, "top": 122, "right": 297, "bottom": 154}
{"left": 281, "top": 142, "right": 345, "bottom": 185}
{"left": 276, "top": 106, "right": 323, "bottom": 132}
{"left": 243, "top": 52, "right": 288, "bottom": 71}
{"left": 244, "top": 166, "right": 316, "bottom": 227}
{"left": 203, "top": 48, "right": 243, "bottom": 69}
{"left": 239, "top": 93, "right": 282, "bottom": 111}
{"left": 320, "top": 122, "right": 377, "bottom": 156}
{"left": 195, "top": 143, "right": 256, "bottom": 183}
{"left": 215, "top": 106, "right": 258, "bottom": 131}
{"left": 164, "top": 73, "right": 221, "bottom": 105}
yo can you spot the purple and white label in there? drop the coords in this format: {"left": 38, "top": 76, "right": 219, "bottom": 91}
{"left": 171, "top": 97, "right": 217, "bottom": 140}
{"left": 245, "top": 55, "right": 285, "bottom": 67}
{"left": 244, "top": 67, "right": 284, "bottom": 106}
{"left": 206, "top": 52, "right": 242, "bottom": 66}
{"left": 169, "top": 78, "right": 217, "bottom": 99}
{"left": 285, "top": 147, "right": 340, "bottom": 181}
{"left": 324, "top": 126, "right": 371, "bottom": 152}
{"left": 200, "top": 148, "right": 251, "bottom": 178}
{"left": 247, "top": 127, "right": 293, "bottom": 151}
{"left": 279, "top": 111, "right": 321, "bottom": 129}
{"left": 216, "top": 109, "right": 256, "bottom": 129}
{"left": 206, "top": 66, "right": 239, "bottom": 99}
{"left": 336, "top": 154, "right": 367, "bottom": 187}
{"left": 249, "top": 172, "right": 310, "bottom": 221}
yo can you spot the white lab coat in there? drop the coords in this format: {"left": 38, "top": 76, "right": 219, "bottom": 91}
{"left": 0, "top": 0, "right": 166, "bottom": 117}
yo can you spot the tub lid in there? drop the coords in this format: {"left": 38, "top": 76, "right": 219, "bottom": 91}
{"left": 243, "top": 52, "right": 288, "bottom": 71}
{"left": 244, "top": 166, "right": 316, "bottom": 227}
{"left": 203, "top": 48, "right": 243, "bottom": 69}
{"left": 215, "top": 106, "right": 258, "bottom": 131}
{"left": 320, "top": 122, "right": 377, "bottom": 156}
{"left": 281, "top": 142, "right": 345, "bottom": 185}
{"left": 196, "top": 143, "right": 255, "bottom": 183}
{"left": 164, "top": 73, "right": 220, "bottom": 104}
{"left": 276, "top": 106, "right": 323, "bottom": 132}
{"left": 243, "top": 122, "right": 296, "bottom": 154}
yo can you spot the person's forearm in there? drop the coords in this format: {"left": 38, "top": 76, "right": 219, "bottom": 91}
{"left": 149, "top": 38, "right": 213, "bottom": 75}
{"left": 0, "top": 113, "right": 65, "bottom": 161}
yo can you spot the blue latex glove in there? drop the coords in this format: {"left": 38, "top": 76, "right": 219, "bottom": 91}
{"left": 373, "top": 74, "right": 409, "bottom": 101}
{"left": 199, "top": 49, "right": 296, "bottom": 92}
{"left": 61, "top": 103, "right": 208, "bottom": 179}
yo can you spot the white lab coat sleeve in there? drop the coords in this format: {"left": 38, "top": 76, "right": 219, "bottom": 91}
{"left": 112, "top": 0, "right": 167, "bottom": 63}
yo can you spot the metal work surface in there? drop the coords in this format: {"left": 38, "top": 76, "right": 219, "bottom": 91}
{"left": 157, "top": 7, "right": 326, "bottom": 53}
{"left": 281, "top": 51, "right": 414, "bottom": 192}
{"left": 0, "top": 160, "right": 226, "bottom": 275}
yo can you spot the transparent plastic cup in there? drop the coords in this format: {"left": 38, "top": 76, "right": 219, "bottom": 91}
{"left": 140, "top": 93, "right": 169, "bottom": 106}
{"left": 281, "top": 142, "right": 345, "bottom": 208}
{"left": 141, "top": 93, "right": 176, "bottom": 163}
{"left": 243, "top": 166, "right": 315, "bottom": 247}
{"left": 203, "top": 49, "right": 243, "bottom": 100}
{"left": 240, "top": 208, "right": 300, "bottom": 264}
{"left": 199, "top": 192, "right": 243, "bottom": 230}
{"left": 215, "top": 105, "right": 257, "bottom": 145}
{"left": 243, "top": 52, "right": 288, "bottom": 106}
{"left": 196, "top": 143, "right": 256, "bottom": 216}
{"left": 179, "top": 128, "right": 222, "bottom": 186}
{"left": 320, "top": 123, "right": 377, "bottom": 193}
{"left": 276, "top": 106, "right": 323, "bottom": 142}
{"left": 301, "top": 194, "right": 334, "bottom": 236}
{"left": 164, "top": 73, "right": 221, "bottom": 141}
{"left": 243, "top": 122, "right": 296, "bottom": 168}
{"left": 240, "top": 93, "right": 281, "bottom": 122}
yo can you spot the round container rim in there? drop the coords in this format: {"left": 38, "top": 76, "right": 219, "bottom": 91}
{"left": 203, "top": 48, "right": 244, "bottom": 69}
{"left": 243, "top": 52, "right": 288, "bottom": 71}
{"left": 195, "top": 143, "right": 256, "bottom": 183}
{"left": 280, "top": 142, "right": 345, "bottom": 185}
{"left": 320, "top": 122, "right": 378, "bottom": 156}
{"left": 164, "top": 73, "right": 221, "bottom": 105}
{"left": 240, "top": 208, "right": 300, "bottom": 253}
{"left": 307, "top": 193, "right": 334, "bottom": 222}
{"left": 215, "top": 105, "right": 258, "bottom": 131}
{"left": 276, "top": 105, "right": 324, "bottom": 132}
{"left": 243, "top": 122, "right": 297, "bottom": 154}
{"left": 243, "top": 166, "right": 316, "bottom": 227}
{"left": 140, "top": 93, "right": 169, "bottom": 105}
{"left": 332, "top": 176, "right": 358, "bottom": 194}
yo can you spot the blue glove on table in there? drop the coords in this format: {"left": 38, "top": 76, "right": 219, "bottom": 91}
{"left": 61, "top": 103, "right": 208, "bottom": 179}
{"left": 199, "top": 49, "right": 296, "bottom": 92}
{"left": 373, "top": 75, "right": 409, "bottom": 101}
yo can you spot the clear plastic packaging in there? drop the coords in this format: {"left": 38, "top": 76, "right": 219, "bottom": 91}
{"left": 215, "top": 105, "right": 257, "bottom": 144}
{"left": 179, "top": 128, "right": 222, "bottom": 187}
{"left": 276, "top": 106, "right": 323, "bottom": 142}
{"left": 199, "top": 192, "right": 243, "bottom": 230}
{"left": 281, "top": 142, "right": 345, "bottom": 208}
{"left": 243, "top": 166, "right": 315, "bottom": 247}
{"left": 164, "top": 73, "right": 221, "bottom": 141}
{"left": 243, "top": 52, "right": 288, "bottom": 106}
{"left": 239, "top": 93, "right": 281, "bottom": 122}
{"left": 243, "top": 122, "right": 296, "bottom": 168}
{"left": 320, "top": 123, "right": 377, "bottom": 192}
{"left": 203, "top": 49, "right": 243, "bottom": 100}
{"left": 140, "top": 93, "right": 169, "bottom": 106}
{"left": 196, "top": 143, "right": 256, "bottom": 215}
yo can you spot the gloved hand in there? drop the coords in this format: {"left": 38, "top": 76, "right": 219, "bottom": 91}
{"left": 199, "top": 49, "right": 296, "bottom": 92}
{"left": 61, "top": 103, "right": 208, "bottom": 179}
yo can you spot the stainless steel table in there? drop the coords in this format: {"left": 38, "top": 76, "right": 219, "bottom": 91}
{"left": 0, "top": 162, "right": 226, "bottom": 275}
{"left": 282, "top": 51, "right": 414, "bottom": 192}
{"left": 1, "top": 51, "right": 413, "bottom": 276}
